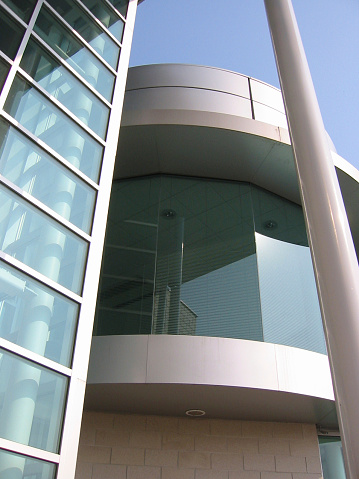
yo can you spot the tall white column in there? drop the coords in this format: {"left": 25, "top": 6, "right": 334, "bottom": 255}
{"left": 264, "top": 1, "right": 359, "bottom": 477}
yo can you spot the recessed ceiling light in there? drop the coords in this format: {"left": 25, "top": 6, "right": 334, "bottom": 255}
{"left": 162, "top": 209, "right": 177, "bottom": 219}
{"left": 264, "top": 220, "right": 278, "bottom": 229}
{"left": 185, "top": 409, "right": 206, "bottom": 417}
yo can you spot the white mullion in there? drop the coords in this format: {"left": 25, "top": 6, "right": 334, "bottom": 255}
{"left": 30, "top": 32, "right": 112, "bottom": 107}
{"left": 0, "top": 253, "right": 83, "bottom": 304}
{"left": 0, "top": 337, "right": 72, "bottom": 377}
{"left": 0, "top": 175, "right": 92, "bottom": 243}
{"left": 0, "top": 112, "right": 100, "bottom": 191}
{"left": 56, "top": 3, "right": 139, "bottom": 478}
{"left": 75, "top": 0, "right": 123, "bottom": 48}
{"left": 17, "top": 69, "right": 107, "bottom": 146}
{"left": 0, "top": 438, "right": 60, "bottom": 464}
{"left": 0, "top": 51, "right": 14, "bottom": 66}
{"left": 43, "top": 1, "right": 117, "bottom": 76}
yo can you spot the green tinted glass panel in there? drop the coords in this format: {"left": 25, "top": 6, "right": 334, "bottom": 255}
{"left": 319, "top": 437, "right": 347, "bottom": 479}
{"left": 21, "top": 39, "right": 110, "bottom": 139}
{"left": 34, "top": 7, "right": 115, "bottom": 101}
{"left": 0, "top": 261, "right": 78, "bottom": 366}
{"left": 0, "top": 348, "right": 67, "bottom": 452}
{"left": 0, "top": 449, "right": 56, "bottom": 479}
{"left": 0, "top": 58, "right": 10, "bottom": 93}
{"left": 4, "top": 75, "right": 103, "bottom": 182}
{"left": 0, "top": 186, "right": 88, "bottom": 294}
{"left": 80, "top": 0, "right": 125, "bottom": 41}
{"left": 95, "top": 176, "right": 263, "bottom": 340}
{"left": 252, "top": 186, "right": 325, "bottom": 354}
{"left": 95, "top": 176, "right": 324, "bottom": 355}
{"left": 47, "top": 0, "right": 120, "bottom": 69}
{"left": 0, "top": 119, "right": 96, "bottom": 232}
{"left": 2, "top": 0, "right": 37, "bottom": 23}
{"left": 0, "top": 7, "right": 25, "bottom": 59}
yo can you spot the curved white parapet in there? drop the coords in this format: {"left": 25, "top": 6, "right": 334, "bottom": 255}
{"left": 86, "top": 335, "right": 337, "bottom": 427}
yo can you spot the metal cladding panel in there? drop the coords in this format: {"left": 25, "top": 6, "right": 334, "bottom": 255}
{"left": 124, "top": 87, "right": 252, "bottom": 117}
{"left": 126, "top": 64, "right": 250, "bottom": 98}
{"left": 250, "top": 78, "right": 285, "bottom": 112}
{"left": 88, "top": 335, "right": 334, "bottom": 402}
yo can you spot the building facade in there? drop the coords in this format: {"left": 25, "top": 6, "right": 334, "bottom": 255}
{"left": 0, "top": 3, "right": 358, "bottom": 479}
{"left": 0, "top": 0, "right": 140, "bottom": 478}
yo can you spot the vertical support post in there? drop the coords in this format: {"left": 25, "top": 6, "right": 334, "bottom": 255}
{"left": 264, "top": 1, "right": 359, "bottom": 477}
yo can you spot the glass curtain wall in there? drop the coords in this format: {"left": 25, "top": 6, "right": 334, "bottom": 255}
{"left": 95, "top": 175, "right": 326, "bottom": 354}
{"left": 0, "top": 0, "right": 133, "bottom": 478}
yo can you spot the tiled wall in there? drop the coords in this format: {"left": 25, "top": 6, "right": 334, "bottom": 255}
{"left": 75, "top": 413, "right": 323, "bottom": 479}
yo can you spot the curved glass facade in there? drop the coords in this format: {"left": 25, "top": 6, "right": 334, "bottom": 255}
{"left": 95, "top": 175, "right": 326, "bottom": 354}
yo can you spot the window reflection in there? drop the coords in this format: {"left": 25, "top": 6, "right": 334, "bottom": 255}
{"left": 80, "top": 0, "right": 125, "bottom": 41}
{"left": 47, "top": 0, "right": 120, "bottom": 69}
{"left": 21, "top": 39, "right": 110, "bottom": 139}
{"left": 34, "top": 7, "right": 115, "bottom": 101}
{"left": 0, "top": 6, "right": 25, "bottom": 60}
{"left": 0, "top": 261, "right": 78, "bottom": 366}
{"left": 0, "top": 59, "right": 10, "bottom": 93}
{"left": 4, "top": 75, "right": 103, "bottom": 182}
{"left": 0, "top": 186, "right": 88, "bottom": 294}
{"left": 319, "top": 437, "right": 347, "bottom": 479}
{"left": 0, "top": 449, "right": 56, "bottom": 479}
{"left": 0, "top": 119, "right": 96, "bottom": 232}
{"left": 1, "top": 0, "right": 37, "bottom": 23}
{"left": 95, "top": 176, "right": 325, "bottom": 355}
{"left": 0, "top": 348, "right": 67, "bottom": 453}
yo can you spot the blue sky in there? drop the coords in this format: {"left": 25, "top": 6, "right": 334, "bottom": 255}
{"left": 129, "top": 0, "right": 359, "bottom": 169}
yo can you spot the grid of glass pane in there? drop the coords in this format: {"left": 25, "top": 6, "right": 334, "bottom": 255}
{"left": 34, "top": 6, "right": 115, "bottom": 101}
{"left": 0, "top": 185, "right": 88, "bottom": 294}
{"left": 21, "top": 38, "right": 110, "bottom": 139}
{"left": 0, "top": 448, "right": 56, "bottom": 479}
{"left": 47, "top": 0, "right": 120, "bottom": 69}
{"left": 95, "top": 176, "right": 325, "bottom": 355}
{"left": 0, "top": 6, "right": 25, "bottom": 60}
{"left": 0, "top": 348, "right": 67, "bottom": 452}
{"left": 1, "top": 0, "right": 37, "bottom": 23}
{"left": 4, "top": 75, "right": 103, "bottom": 182}
{"left": 0, "top": 119, "right": 96, "bottom": 233}
{"left": 0, "top": 260, "right": 78, "bottom": 366}
{"left": 80, "top": 0, "right": 125, "bottom": 41}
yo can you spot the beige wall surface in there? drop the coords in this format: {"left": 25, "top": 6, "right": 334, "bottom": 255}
{"left": 75, "top": 412, "right": 323, "bottom": 479}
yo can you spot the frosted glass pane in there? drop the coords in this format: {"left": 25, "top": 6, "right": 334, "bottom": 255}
{"left": 0, "top": 348, "right": 67, "bottom": 452}
{"left": 0, "top": 261, "right": 78, "bottom": 366}
{"left": 0, "top": 119, "right": 96, "bottom": 233}
{"left": 0, "top": 449, "right": 56, "bottom": 479}
{"left": 0, "top": 186, "right": 88, "bottom": 294}
{"left": 256, "top": 233, "right": 326, "bottom": 353}
{"left": 4, "top": 76, "right": 103, "bottom": 182}
{"left": 319, "top": 439, "right": 347, "bottom": 479}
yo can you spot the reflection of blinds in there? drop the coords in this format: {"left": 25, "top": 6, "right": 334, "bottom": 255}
{"left": 256, "top": 233, "right": 326, "bottom": 354}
